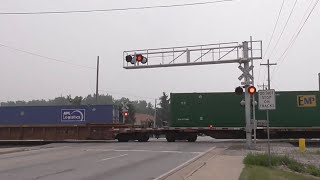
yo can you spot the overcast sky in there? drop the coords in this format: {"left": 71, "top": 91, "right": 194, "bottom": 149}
{"left": 0, "top": 0, "right": 319, "bottom": 103}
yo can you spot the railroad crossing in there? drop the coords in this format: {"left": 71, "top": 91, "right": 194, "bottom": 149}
{"left": 123, "top": 39, "right": 263, "bottom": 148}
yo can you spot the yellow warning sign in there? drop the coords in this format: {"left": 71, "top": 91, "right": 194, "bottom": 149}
{"left": 297, "top": 95, "right": 317, "bottom": 107}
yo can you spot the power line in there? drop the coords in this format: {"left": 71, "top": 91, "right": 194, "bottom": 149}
{"left": 0, "top": 43, "right": 96, "bottom": 70}
{"left": 257, "top": 0, "right": 284, "bottom": 86}
{"left": 0, "top": 0, "right": 235, "bottom": 15}
{"left": 262, "top": 0, "right": 298, "bottom": 85}
{"left": 263, "top": 0, "right": 285, "bottom": 59}
{"left": 267, "top": 0, "right": 298, "bottom": 60}
{"left": 271, "top": 0, "right": 319, "bottom": 80}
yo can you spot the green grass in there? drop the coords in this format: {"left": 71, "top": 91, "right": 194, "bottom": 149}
{"left": 243, "top": 153, "right": 320, "bottom": 177}
{"left": 239, "top": 165, "right": 320, "bottom": 180}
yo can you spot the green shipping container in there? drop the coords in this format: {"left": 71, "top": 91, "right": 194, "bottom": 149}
{"left": 170, "top": 91, "right": 320, "bottom": 128}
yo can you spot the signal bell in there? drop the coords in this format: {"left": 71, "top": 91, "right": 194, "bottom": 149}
{"left": 125, "top": 54, "right": 148, "bottom": 64}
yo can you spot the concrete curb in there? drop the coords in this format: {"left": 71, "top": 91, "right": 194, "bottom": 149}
{"left": 153, "top": 147, "right": 216, "bottom": 180}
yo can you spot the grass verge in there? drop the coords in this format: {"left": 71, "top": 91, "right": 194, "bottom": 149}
{"left": 239, "top": 165, "right": 320, "bottom": 180}
{"left": 243, "top": 153, "right": 320, "bottom": 178}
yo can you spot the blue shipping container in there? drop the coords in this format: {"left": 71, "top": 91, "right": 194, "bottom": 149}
{"left": 0, "top": 105, "right": 119, "bottom": 125}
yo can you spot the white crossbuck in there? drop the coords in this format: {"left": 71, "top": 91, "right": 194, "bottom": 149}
{"left": 238, "top": 65, "right": 254, "bottom": 81}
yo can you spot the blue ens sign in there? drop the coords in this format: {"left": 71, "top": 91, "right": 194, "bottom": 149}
{"left": 61, "top": 109, "right": 85, "bottom": 121}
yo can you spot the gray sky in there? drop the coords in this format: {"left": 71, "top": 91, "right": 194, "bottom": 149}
{"left": 0, "top": 0, "right": 319, "bottom": 103}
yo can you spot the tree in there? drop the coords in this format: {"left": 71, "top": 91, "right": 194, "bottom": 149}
{"left": 131, "top": 100, "right": 154, "bottom": 115}
{"left": 67, "top": 95, "right": 83, "bottom": 106}
{"left": 49, "top": 96, "right": 70, "bottom": 105}
{"left": 157, "top": 92, "right": 170, "bottom": 127}
{"left": 82, "top": 94, "right": 114, "bottom": 105}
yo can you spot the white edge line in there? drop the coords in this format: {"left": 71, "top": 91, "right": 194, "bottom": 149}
{"left": 114, "top": 150, "right": 202, "bottom": 154}
{"left": 85, "top": 149, "right": 201, "bottom": 154}
{"left": 97, "top": 154, "right": 128, "bottom": 162}
{"left": 85, "top": 149, "right": 115, "bottom": 152}
{"left": 153, "top": 146, "right": 216, "bottom": 180}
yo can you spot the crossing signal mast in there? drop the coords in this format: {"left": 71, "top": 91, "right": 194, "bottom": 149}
{"left": 123, "top": 39, "right": 263, "bottom": 148}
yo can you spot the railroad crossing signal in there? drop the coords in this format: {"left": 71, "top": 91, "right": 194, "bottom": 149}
{"left": 121, "top": 102, "right": 129, "bottom": 111}
{"left": 125, "top": 54, "right": 148, "bottom": 64}
{"left": 123, "top": 39, "right": 263, "bottom": 149}
{"left": 238, "top": 65, "right": 254, "bottom": 81}
{"left": 235, "top": 86, "right": 243, "bottom": 95}
{"left": 124, "top": 112, "right": 129, "bottom": 118}
{"left": 248, "top": 86, "right": 256, "bottom": 95}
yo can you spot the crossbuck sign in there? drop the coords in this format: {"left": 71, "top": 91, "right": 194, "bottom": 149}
{"left": 121, "top": 102, "right": 129, "bottom": 112}
{"left": 238, "top": 65, "right": 254, "bottom": 81}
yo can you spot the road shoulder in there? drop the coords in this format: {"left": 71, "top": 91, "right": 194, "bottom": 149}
{"left": 164, "top": 147, "right": 244, "bottom": 180}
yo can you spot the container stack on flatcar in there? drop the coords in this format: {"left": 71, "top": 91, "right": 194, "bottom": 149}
{"left": 170, "top": 91, "right": 320, "bottom": 139}
{"left": 0, "top": 105, "right": 122, "bottom": 140}
{"left": 0, "top": 105, "right": 119, "bottom": 125}
{"left": 1, "top": 91, "right": 319, "bottom": 142}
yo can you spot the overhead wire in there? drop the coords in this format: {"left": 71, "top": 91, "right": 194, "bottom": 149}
{"left": 0, "top": 43, "right": 96, "bottom": 70}
{"left": 267, "top": 0, "right": 298, "bottom": 60}
{"left": 261, "top": 0, "right": 298, "bottom": 86}
{"left": 0, "top": 0, "right": 236, "bottom": 15}
{"left": 263, "top": 0, "right": 285, "bottom": 59}
{"left": 257, "top": 0, "right": 285, "bottom": 87}
{"left": 271, "top": 0, "right": 319, "bottom": 81}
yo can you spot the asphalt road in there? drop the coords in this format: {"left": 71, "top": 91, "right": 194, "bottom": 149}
{"left": 0, "top": 138, "right": 217, "bottom": 180}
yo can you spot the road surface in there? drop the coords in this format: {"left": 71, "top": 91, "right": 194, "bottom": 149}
{"left": 0, "top": 138, "right": 217, "bottom": 180}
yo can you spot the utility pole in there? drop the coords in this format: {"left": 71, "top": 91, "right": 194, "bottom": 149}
{"left": 153, "top": 99, "right": 157, "bottom": 128}
{"left": 96, "top": 56, "right": 100, "bottom": 104}
{"left": 243, "top": 41, "right": 252, "bottom": 148}
{"left": 318, "top": 73, "right": 320, "bottom": 91}
{"left": 260, "top": 59, "right": 277, "bottom": 165}
{"left": 250, "top": 36, "right": 257, "bottom": 144}
{"left": 260, "top": 59, "right": 277, "bottom": 89}
{"left": 258, "top": 84, "right": 267, "bottom": 90}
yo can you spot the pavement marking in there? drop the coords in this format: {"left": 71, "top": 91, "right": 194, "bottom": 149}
{"left": 85, "top": 149, "right": 201, "bottom": 154}
{"left": 153, "top": 146, "right": 216, "bottom": 180}
{"left": 114, "top": 150, "right": 202, "bottom": 154}
{"left": 85, "top": 149, "right": 115, "bottom": 152}
{"left": 97, "top": 154, "right": 128, "bottom": 162}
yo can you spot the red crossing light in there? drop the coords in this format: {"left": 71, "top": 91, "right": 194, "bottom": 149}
{"left": 248, "top": 86, "right": 256, "bottom": 95}
{"left": 124, "top": 112, "right": 129, "bottom": 118}
{"left": 136, "top": 54, "right": 143, "bottom": 62}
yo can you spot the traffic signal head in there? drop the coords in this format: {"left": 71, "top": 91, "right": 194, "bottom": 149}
{"left": 235, "top": 86, "right": 243, "bottom": 95}
{"left": 248, "top": 86, "right": 256, "bottom": 95}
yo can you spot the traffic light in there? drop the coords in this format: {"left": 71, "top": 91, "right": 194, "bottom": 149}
{"left": 235, "top": 86, "right": 243, "bottom": 95}
{"left": 125, "top": 54, "right": 147, "bottom": 64}
{"left": 248, "top": 86, "right": 256, "bottom": 95}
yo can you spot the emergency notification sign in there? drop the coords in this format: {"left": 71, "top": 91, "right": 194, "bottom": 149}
{"left": 258, "top": 89, "right": 276, "bottom": 110}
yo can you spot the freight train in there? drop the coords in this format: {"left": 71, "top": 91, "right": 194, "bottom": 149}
{"left": 0, "top": 91, "right": 319, "bottom": 142}
{"left": 169, "top": 91, "right": 320, "bottom": 140}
